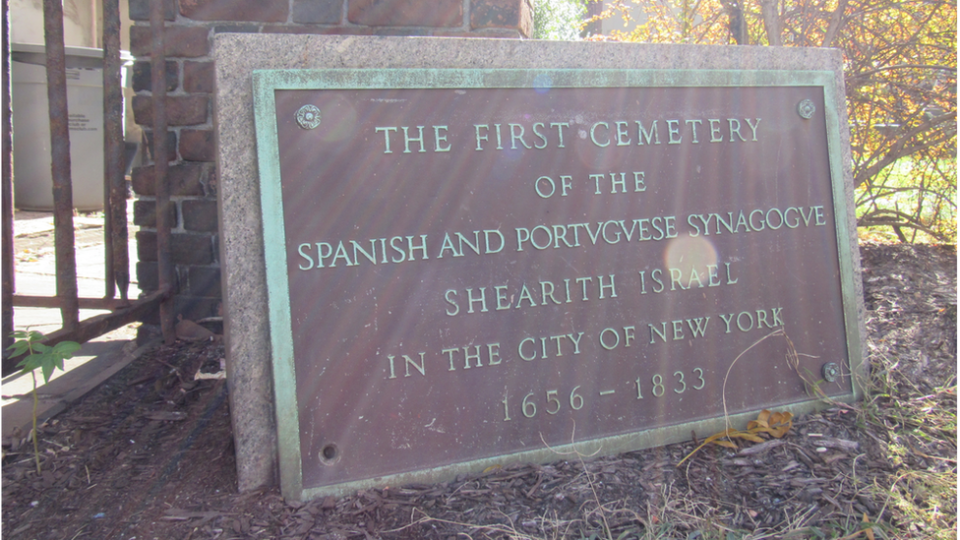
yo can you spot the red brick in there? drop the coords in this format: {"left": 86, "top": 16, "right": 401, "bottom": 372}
{"left": 133, "top": 95, "right": 209, "bottom": 127}
{"left": 183, "top": 61, "right": 214, "bottom": 93}
{"left": 131, "top": 60, "right": 178, "bottom": 93}
{"left": 182, "top": 199, "right": 219, "bottom": 232}
{"left": 136, "top": 230, "right": 158, "bottom": 262}
{"left": 136, "top": 231, "right": 211, "bottom": 266}
{"left": 185, "top": 266, "right": 222, "bottom": 298}
{"left": 435, "top": 29, "right": 523, "bottom": 38}
{"left": 179, "top": 0, "right": 287, "bottom": 22}
{"left": 179, "top": 129, "right": 215, "bottom": 161}
{"left": 471, "top": 0, "right": 532, "bottom": 36}
{"left": 128, "top": 0, "right": 176, "bottom": 21}
{"left": 166, "top": 95, "right": 209, "bottom": 125}
{"left": 293, "top": 0, "right": 342, "bottom": 24}
{"left": 136, "top": 261, "right": 159, "bottom": 292}
{"left": 133, "top": 199, "right": 178, "bottom": 228}
{"left": 321, "top": 27, "right": 379, "bottom": 35}
{"left": 142, "top": 231, "right": 216, "bottom": 265}
{"left": 204, "top": 164, "right": 218, "bottom": 196}
{"left": 262, "top": 26, "right": 434, "bottom": 35}
{"left": 212, "top": 22, "right": 261, "bottom": 33}
{"left": 260, "top": 25, "right": 335, "bottom": 34}
{"left": 130, "top": 26, "right": 210, "bottom": 58}
{"left": 171, "top": 233, "right": 216, "bottom": 265}
{"left": 141, "top": 130, "right": 178, "bottom": 164}
{"left": 348, "top": 0, "right": 462, "bottom": 27}
{"left": 131, "top": 162, "right": 212, "bottom": 197}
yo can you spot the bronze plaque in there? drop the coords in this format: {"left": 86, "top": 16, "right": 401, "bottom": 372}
{"left": 253, "top": 69, "right": 861, "bottom": 499}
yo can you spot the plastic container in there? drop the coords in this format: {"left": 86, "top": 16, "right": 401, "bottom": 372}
{"left": 11, "top": 42, "right": 132, "bottom": 211}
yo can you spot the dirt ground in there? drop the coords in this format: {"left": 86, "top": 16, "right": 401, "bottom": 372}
{"left": 2, "top": 242, "right": 956, "bottom": 540}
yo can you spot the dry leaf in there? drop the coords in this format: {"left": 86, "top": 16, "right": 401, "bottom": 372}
{"left": 864, "top": 513, "right": 876, "bottom": 540}
{"left": 175, "top": 315, "right": 216, "bottom": 342}
{"left": 678, "top": 409, "right": 794, "bottom": 467}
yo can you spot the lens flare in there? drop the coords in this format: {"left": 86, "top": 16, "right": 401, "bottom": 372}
{"left": 319, "top": 97, "right": 358, "bottom": 143}
{"left": 663, "top": 234, "right": 718, "bottom": 284}
{"left": 533, "top": 74, "right": 553, "bottom": 94}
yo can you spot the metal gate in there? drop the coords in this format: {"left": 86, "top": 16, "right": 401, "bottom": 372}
{"left": 2, "top": 0, "right": 175, "bottom": 375}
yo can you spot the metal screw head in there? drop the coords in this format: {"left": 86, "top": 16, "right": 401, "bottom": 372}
{"left": 822, "top": 362, "right": 839, "bottom": 382}
{"left": 296, "top": 105, "right": 322, "bottom": 130}
{"left": 797, "top": 99, "right": 816, "bottom": 119}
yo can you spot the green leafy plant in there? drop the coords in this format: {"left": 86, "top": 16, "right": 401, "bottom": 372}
{"left": 7, "top": 330, "right": 81, "bottom": 473}
{"left": 533, "top": 0, "right": 587, "bottom": 40}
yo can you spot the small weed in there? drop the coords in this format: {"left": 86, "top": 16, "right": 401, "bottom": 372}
{"left": 874, "top": 469, "right": 957, "bottom": 539}
{"left": 855, "top": 340, "right": 957, "bottom": 539}
{"left": 6, "top": 330, "right": 81, "bottom": 473}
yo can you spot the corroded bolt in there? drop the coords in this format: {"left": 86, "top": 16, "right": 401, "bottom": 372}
{"left": 296, "top": 104, "right": 322, "bottom": 130}
{"left": 822, "top": 362, "right": 839, "bottom": 382}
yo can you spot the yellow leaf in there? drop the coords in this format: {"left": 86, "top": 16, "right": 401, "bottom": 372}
{"left": 769, "top": 424, "right": 791, "bottom": 438}
{"left": 703, "top": 430, "right": 737, "bottom": 444}
{"left": 733, "top": 432, "right": 766, "bottom": 443}
{"left": 677, "top": 409, "right": 793, "bottom": 467}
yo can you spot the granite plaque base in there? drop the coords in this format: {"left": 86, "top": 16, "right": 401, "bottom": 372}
{"left": 214, "top": 36, "right": 865, "bottom": 501}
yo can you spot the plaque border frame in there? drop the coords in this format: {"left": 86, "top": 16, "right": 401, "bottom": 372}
{"left": 251, "top": 68, "right": 862, "bottom": 501}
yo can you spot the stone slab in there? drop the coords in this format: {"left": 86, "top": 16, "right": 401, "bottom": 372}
{"left": 213, "top": 35, "right": 866, "bottom": 499}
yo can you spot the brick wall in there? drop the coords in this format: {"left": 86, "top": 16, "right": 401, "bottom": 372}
{"left": 128, "top": 0, "right": 532, "bottom": 331}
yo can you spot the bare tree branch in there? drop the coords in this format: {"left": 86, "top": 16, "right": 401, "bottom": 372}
{"left": 857, "top": 184, "right": 956, "bottom": 203}
{"left": 858, "top": 210, "right": 946, "bottom": 241}
{"left": 853, "top": 112, "right": 957, "bottom": 186}
{"left": 851, "top": 64, "right": 958, "bottom": 80}
{"left": 760, "top": 0, "right": 782, "bottom": 45}
{"left": 719, "top": 0, "right": 748, "bottom": 44}
{"left": 821, "top": 0, "right": 848, "bottom": 48}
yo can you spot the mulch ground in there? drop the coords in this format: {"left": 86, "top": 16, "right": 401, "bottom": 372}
{"left": 2, "top": 242, "right": 956, "bottom": 540}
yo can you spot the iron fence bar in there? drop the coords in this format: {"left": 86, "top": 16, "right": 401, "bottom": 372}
{"left": 43, "top": 0, "right": 79, "bottom": 331}
{"left": 103, "top": 0, "right": 129, "bottom": 301}
{"left": 2, "top": 0, "right": 14, "bottom": 366}
{"left": 152, "top": 0, "right": 175, "bottom": 344}
{"left": 0, "top": 0, "right": 165, "bottom": 377}
{"left": 4, "top": 289, "right": 171, "bottom": 373}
